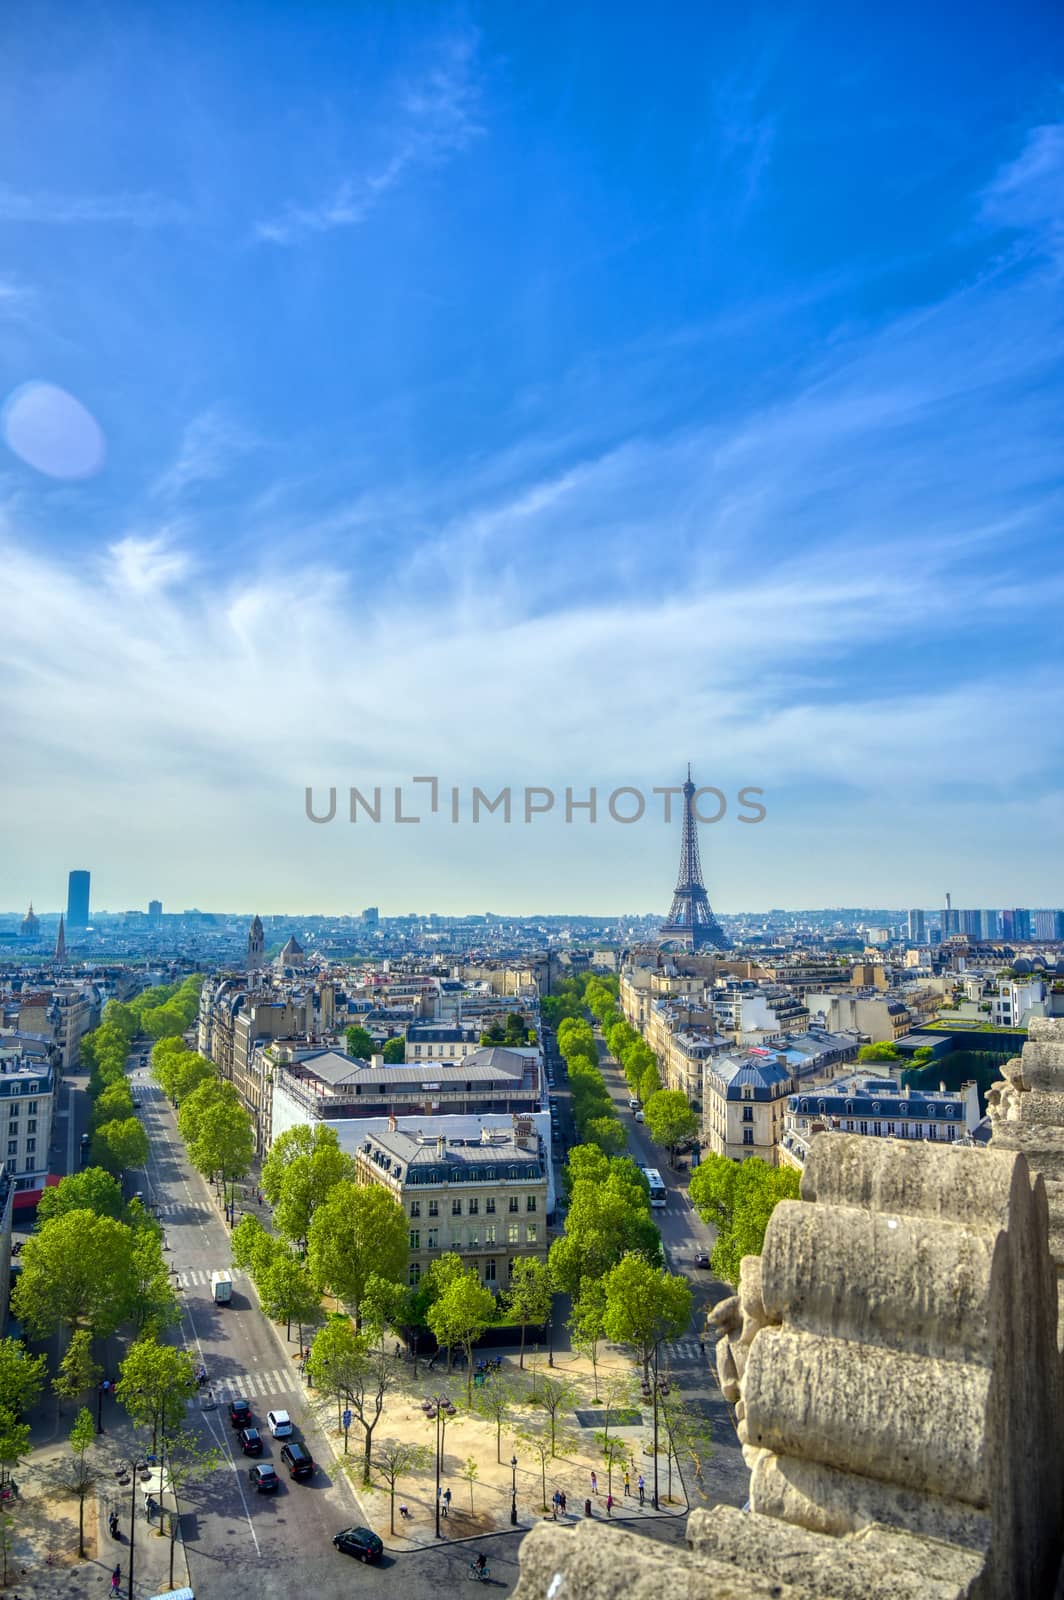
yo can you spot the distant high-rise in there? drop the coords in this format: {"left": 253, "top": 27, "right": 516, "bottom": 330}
{"left": 1032, "top": 909, "right": 1062, "bottom": 941}
{"left": 67, "top": 870, "right": 90, "bottom": 928}
{"left": 657, "top": 766, "right": 729, "bottom": 951}
{"left": 961, "top": 909, "right": 982, "bottom": 939}
{"left": 362, "top": 907, "right": 380, "bottom": 927}
{"left": 148, "top": 899, "right": 163, "bottom": 920}
{"left": 1012, "top": 908, "right": 1031, "bottom": 941}
{"left": 906, "top": 909, "right": 926, "bottom": 943}
{"left": 981, "top": 909, "right": 1001, "bottom": 940}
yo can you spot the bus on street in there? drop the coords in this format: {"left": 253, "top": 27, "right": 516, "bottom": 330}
{"left": 641, "top": 1166, "right": 667, "bottom": 1208}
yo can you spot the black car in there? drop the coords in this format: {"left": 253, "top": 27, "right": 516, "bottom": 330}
{"left": 239, "top": 1427, "right": 263, "bottom": 1456}
{"left": 280, "top": 1441, "right": 315, "bottom": 1479}
{"left": 695, "top": 1253, "right": 711, "bottom": 1269}
{"left": 249, "top": 1463, "right": 279, "bottom": 1493}
{"left": 333, "top": 1526, "right": 383, "bottom": 1563}
{"left": 229, "top": 1398, "right": 252, "bottom": 1428}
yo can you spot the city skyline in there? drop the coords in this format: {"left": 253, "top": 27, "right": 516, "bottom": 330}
{"left": 2, "top": 7, "right": 1063, "bottom": 911}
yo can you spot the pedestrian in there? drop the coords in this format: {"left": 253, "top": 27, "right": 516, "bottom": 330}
{"left": 109, "top": 1510, "right": 119, "bottom": 1539}
{"left": 623, "top": 1470, "right": 630, "bottom": 1497}
{"left": 590, "top": 1470, "right": 598, "bottom": 1495}
{"left": 394, "top": 1342, "right": 402, "bottom": 1358}
{"left": 559, "top": 1491, "right": 567, "bottom": 1515}
{"left": 551, "top": 1490, "right": 559, "bottom": 1520}
{"left": 637, "top": 1474, "right": 645, "bottom": 1506}
{"left": 699, "top": 1339, "right": 706, "bottom": 1357}
{"left": 111, "top": 1564, "right": 121, "bottom": 1595}
{"left": 442, "top": 1486, "right": 451, "bottom": 1517}
{"left": 584, "top": 1497, "right": 593, "bottom": 1518}
{"left": 606, "top": 1493, "right": 614, "bottom": 1517}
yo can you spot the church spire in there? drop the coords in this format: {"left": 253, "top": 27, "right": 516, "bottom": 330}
{"left": 54, "top": 912, "right": 66, "bottom": 964}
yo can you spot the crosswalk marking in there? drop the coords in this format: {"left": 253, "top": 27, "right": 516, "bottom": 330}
{"left": 665, "top": 1338, "right": 704, "bottom": 1361}
{"left": 190, "top": 1367, "right": 295, "bottom": 1403}
{"left": 154, "top": 1201, "right": 212, "bottom": 1219}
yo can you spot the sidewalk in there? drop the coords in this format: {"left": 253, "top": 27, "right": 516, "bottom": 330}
{"left": 5, "top": 1427, "right": 191, "bottom": 1600}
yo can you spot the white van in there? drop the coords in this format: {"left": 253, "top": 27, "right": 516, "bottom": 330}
{"left": 628, "top": 1097, "right": 640, "bottom": 1110}
{"left": 634, "top": 1110, "right": 645, "bottom": 1123}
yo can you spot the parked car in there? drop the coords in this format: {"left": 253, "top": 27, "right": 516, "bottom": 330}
{"left": 695, "top": 1254, "right": 711, "bottom": 1269}
{"left": 239, "top": 1427, "right": 263, "bottom": 1455}
{"left": 628, "top": 1098, "right": 640, "bottom": 1110}
{"left": 266, "top": 1409, "right": 293, "bottom": 1438}
{"left": 333, "top": 1526, "right": 383, "bottom": 1563}
{"left": 280, "top": 1441, "right": 315, "bottom": 1479}
{"left": 229, "top": 1398, "right": 252, "bottom": 1428}
{"left": 249, "top": 1463, "right": 279, "bottom": 1493}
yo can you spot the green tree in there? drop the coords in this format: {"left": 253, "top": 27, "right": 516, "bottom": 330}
{"left": 372, "top": 1438, "right": 432, "bottom": 1535}
{"left": 259, "top": 1253, "right": 322, "bottom": 1348}
{"left": 90, "top": 1080, "right": 135, "bottom": 1130}
{"left": 505, "top": 1258, "right": 552, "bottom": 1369}
{"left": 53, "top": 1331, "right": 101, "bottom": 1412}
{"left": 345, "top": 1025, "right": 375, "bottom": 1060}
{"left": 129, "top": 1227, "right": 180, "bottom": 1336}
{"left": 461, "top": 1455, "right": 479, "bottom": 1513}
{"left": 186, "top": 1097, "right": 254, "bottom": 1212}
{"left": 231, "top": 1214, "right": 283, "bottom": 1282}
{"left": 639, "top": 1061, "right": 663, "bottom": 1103}
{"left": 307, "top": 1316, "right": 363, "bottom": 1432}
{"left": 346, "top": 1338, "right": 398, "bottom": 1485}
{"left": 584, "top": 1116, "right": 627, "bottom": 1157}
{"left": 426, "top": 1268, "right": 495, "bottom": 1401}
{"left": 307, "top": 1182, "right": 407, "bottom": 1329}
{"left": 13, "top": 1211, "right": 138, "bottom": 1341}
{"left": 37, "top": 1168, "right": 126, "bottom": 1224}
{"left": 688, "top": 1154, "right": 800, "bottom": 1283}
{"left": 271, "top": 1135, "right": 356, "bottom": 1251}
{"left": 0, "top": 1409, "right": 29, "bottom": 1489}
{"left": 601, "top": 1255, "right": 692, "bottom": 1378}
{"left": 382, "top": 1037, "right": 406, "bottom": 1063}
{"left": 643, "top": 1090, "right": 698, "bottom": 1163}
{"left": 858, "top": 1041, "right": 901, "bottom": 1062}
{"left": 536, "top": 1375, "right": 577, "bottom": 1457}
{"left": 549, "top": 1172, "right": 661, "bottom": 1298}
{"left": 91, "top": 1116, "right": 150, "bottom": 1176}
{"left": 474, "top": 1370, "right": 519, "bottom": 1463}
{"left": 569, "top": 1280, "right": 607, "bottom": 1401}
{"left": 0, "top": 1338, "right": 46, "bottom": 1420}
{"left": 67, "top": 1407, "right": 100, "bottom": 1556}
{"left": 116, "top": 1338, "right": 197, "bottom": 1457}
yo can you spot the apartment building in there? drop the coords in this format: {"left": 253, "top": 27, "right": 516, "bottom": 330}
{"left": 779, "top": 1074, "right": 982, "bottom": 1172}
{"left": 805, "top": 990, "right": 913, "bottom": 1043}
{"left": 0, "top": 1057, "right": 55, "bottom": 1196}
{"left": 356, "top": 1118, "right": 548, "bottom": 1290}
{"left": 702, "top": 1031, "right": 860, "bottom": 1165}
{"left": 405, "top": 1024, "right": 481, "bottom": 1063}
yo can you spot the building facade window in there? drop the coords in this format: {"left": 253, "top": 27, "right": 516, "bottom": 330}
{"left": 428, "top": 1199, "right": 439, "bottom": 1217}
{"left": 409, "top": 1230, "right": 420, "bottom": 1251}
{"left": 509, "top": 1196, "right": 519, "bottom": 1213}
{"left": 508, "top": 1223, "right": 520, "bottom": 1244}
{"left": 485, "top": 1224, "right": 496, "bottom": 1244}
{"left": 468, "top": 1197, "right": 479, "bottom": 1215}
{"left": 409, "top": 1262, "right": 421, "bottom": 1286}
{"left": 526, "top": 1223, "right": 538, "bottom": 1244}
{"left": 452, "top": 1199, "right": 462, "bottom": 1216}
{"left": 484, "top": 1260, "right": 496, "bottom": 1283}
{"left": 409, "top": 1200, "right": 421, "bottom": 1218}
{"left": 742, "top": 1106, "right": 753, "bottom": 1122}
{"left": 742, "top": 1129, "right": 753, "bottom": 1146}
{"left": 526, "top": 1195, "right": 537, "bottom": 1212}
{"left": 426, "top": 1229, "right": 439, "bottom": 1250}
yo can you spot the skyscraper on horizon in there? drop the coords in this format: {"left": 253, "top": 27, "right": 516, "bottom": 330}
{"left": 658, "top": 766, "right": 729, "bottom": 951}
{"left": 906, "top": 909, "right": 926, "bottom": 943}
{"left": 67, "top": 869, "right": 90, "bottom": 928}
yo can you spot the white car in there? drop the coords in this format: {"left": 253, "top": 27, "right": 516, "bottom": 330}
{"left": 266, "top": 1409, "right": 293, "bottom": 1438}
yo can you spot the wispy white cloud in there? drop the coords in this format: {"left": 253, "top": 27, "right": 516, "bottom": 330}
{"left": 105, "top": 532, "right": 193, "bottom": 594}
{"left": 0, "top": 188, "right": 188, "bottom": 227}
{"left": 0, "top": 274, "right": 34, "bottom": 320}
{"left": 150, "top": 408, "right": 258, "bottom": 502}
{"left": 980, "top": 123, "right": 1064, "bottom": 233}
{"left": 256, "top": 32, "right": 483, "bottom": 244}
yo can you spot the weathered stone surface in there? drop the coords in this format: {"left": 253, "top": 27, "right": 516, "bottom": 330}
{"left": 746, "top": 1451, "right": 991, "bottom": 1550}
{"left": 688, "top": 1504, "right": 982, "bottom": 1599}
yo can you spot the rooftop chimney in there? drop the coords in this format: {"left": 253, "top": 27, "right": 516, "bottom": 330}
{"left": 388, "top": 1112, "right": 397, "bottom": 1132}
{"left": 371, "top": 1052, "right": 384, "bottom": 1070}
{"left": 436, "top": 1134, "right": 446, "bottom": 1158}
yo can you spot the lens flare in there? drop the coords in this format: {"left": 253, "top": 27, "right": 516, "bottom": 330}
{"left": 1, "top": 381, "right": 106, "bottom": 479}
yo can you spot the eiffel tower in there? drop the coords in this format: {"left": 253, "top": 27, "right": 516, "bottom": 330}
{"left": 658, "top": 766, "right": 730, "bottom": 950}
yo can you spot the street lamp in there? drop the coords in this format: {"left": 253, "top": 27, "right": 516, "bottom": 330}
{"left": 96, "top": 1377, "right": 111, "bottom": 1435}
{"left": 510, "top": 1453, "right": 518, "bottom": 1525}
{"left": 640, "top": 1339, "right": 671, "bottom": 1511}
{"left": 424, "top": 1394, "right": 456, "bottom": 1540}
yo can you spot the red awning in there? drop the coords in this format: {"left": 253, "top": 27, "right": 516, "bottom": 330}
{"left": 13, "top": 1174, "right": 60, "bottom": 1211}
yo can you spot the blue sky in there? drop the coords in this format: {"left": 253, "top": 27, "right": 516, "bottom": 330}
{"left": 1, "top": 2, "right": 1062, "bottom": 915}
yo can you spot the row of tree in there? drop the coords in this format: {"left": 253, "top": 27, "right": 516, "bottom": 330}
{"left": 688, "top": 1153, "right": 800, "bottom": 1283}
{"left": 556, "top": 1018, "right": 628, "bottom": 1155}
